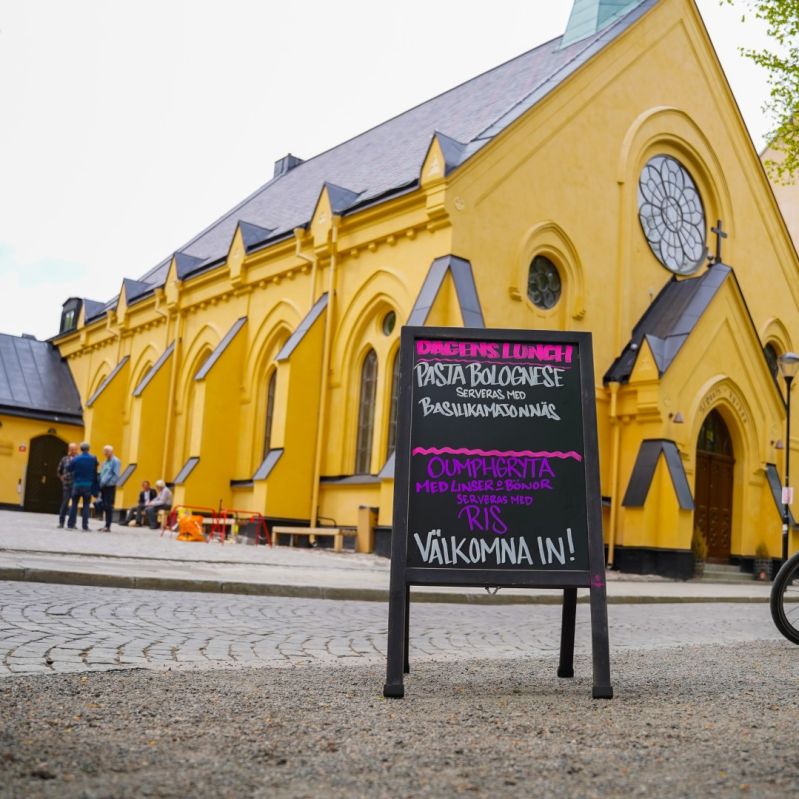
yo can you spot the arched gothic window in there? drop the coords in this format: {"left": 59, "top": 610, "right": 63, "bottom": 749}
{"left": 386, "top": 352, "right": 400, "bottom": 459}
{"left": 355, "top": 349, "right": 378, "bottom": 474}
{"left": 764, "top": 343, "right": 780, "bottom": 381}
{"left": 263, "top": 370, "right": 277, "bottom": 458}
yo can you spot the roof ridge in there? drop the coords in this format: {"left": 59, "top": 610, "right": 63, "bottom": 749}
{"left": 285, "top": 33, "right": 562, "bottom": 165}
{"left": 133, "top": 36, "right": 565, "bottom": 287}
{"left": 135, "top": 172, "right": 285, "bottom": 286}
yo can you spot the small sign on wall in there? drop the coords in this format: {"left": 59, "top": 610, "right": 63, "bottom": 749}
{"left": 782, "top": 486, "right": 794, "bottom": 505}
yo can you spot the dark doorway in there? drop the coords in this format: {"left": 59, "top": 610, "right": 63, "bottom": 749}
{"left": 24, "top": 435, "right": 67, "bottom": 514}
{"left": 694, "top": 410, "right": 734, "bottom": 562}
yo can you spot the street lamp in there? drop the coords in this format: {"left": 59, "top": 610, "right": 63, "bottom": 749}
{"left": 778, "top": 352, "right": 799, "bottom": 563}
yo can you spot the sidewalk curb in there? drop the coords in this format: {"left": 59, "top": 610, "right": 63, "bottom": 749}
{"left": 0, "top": 567, "right": 771, "bottom": 605}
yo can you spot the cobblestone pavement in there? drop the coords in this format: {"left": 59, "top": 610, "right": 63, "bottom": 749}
{"left": 0, "top": 580, "right": 783, "bottom": 676}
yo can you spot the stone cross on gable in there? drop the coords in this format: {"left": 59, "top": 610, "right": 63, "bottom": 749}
{"left": 710, "top": 219, "right": 728, "bottom": 265}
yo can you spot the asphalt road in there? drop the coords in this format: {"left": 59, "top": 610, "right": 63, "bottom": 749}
{"left": 1, "top": 643, "right": 798, "bottom": 798}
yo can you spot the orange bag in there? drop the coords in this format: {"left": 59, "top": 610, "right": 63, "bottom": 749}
{"left": 176, "top": 514, "right": 204, "bottom": 542}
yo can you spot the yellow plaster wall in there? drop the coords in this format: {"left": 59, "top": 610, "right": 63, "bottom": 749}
{"left": 117, "top": 352, "right": 173, "bottom": 507}
{"left": 447, "top": 0, "right": 799, "bottom": 379}
{"left": 259, "top": 309, "right": 325, "bottom": 521}
{"left": 319, "top": 481, "right": 381, "bottom": 529}
{"left": 49, "top": 0, "right": 799, "bottom": 560}
{"left": 83, "top": 359, "right": 130, "bottom": 459}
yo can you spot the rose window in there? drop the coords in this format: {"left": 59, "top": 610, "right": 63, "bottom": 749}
{"left": 638, "top": 155, "right": 706, "bottom": 275}
{"left": 527, "top": 255, "right": 561, "bottom": 309}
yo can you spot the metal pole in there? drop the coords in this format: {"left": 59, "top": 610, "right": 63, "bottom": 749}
{"left": 783, "top": 375, "right": 793, "bottom": 564}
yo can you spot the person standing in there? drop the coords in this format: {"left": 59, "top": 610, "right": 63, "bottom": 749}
{"left": 67, "top": 442, "right": 98, "bottom": 531}
{"left": 97, "top": 445, "right": 121, "bottom": 531}
{"left": 56, "top": 442, "right": 78, "bottom": 528}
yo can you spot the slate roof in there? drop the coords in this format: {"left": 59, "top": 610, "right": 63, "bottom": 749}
{"left": 604, "top": 265, "right": 731, "bottom": 384}
{"left": 0, "top": 334, "right": 82, "bottom": 424}
{"left": 88, "top": 0, "right": 658, "bottom": 305}
{"left": 622, "top": 438, "right": 695, "bottom": 510}
{"left": 407, "top": 255, "right": 485, "bottom": 327}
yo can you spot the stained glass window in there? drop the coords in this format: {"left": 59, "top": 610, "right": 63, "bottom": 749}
{"left": 764, "top": 343, "right": 779, "bottom": 380}
{"left": 527, "top": 255, "right": 561, "bottom": 309}
{"left": 355, "top": 349, "right": 378, "bottom": 474}
{"left": 382, "top": 311, "right": 396, "bottom": 336}
{"left": 263, "top": 370, "right": 277, "bottom": 458}
{"left": 386, "top": 352, "right": 400, "bottom": 459}
{"left": 697, "top": 410, "right": 732, "bottom": 456}
{"left": 638, "top": 155, "right": 706, "bottom": 275}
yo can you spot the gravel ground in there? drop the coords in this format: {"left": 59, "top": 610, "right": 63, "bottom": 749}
{"left": 1, "top": 640, "right": 797, "bottom": 798}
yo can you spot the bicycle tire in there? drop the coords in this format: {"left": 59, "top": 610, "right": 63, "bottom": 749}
{"left": 770, "top": 551, "right": 799, "bottom": 644}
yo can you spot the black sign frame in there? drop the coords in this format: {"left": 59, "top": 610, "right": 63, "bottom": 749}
{"left": 383, "top": 326, "right": 612, "bottom": 699}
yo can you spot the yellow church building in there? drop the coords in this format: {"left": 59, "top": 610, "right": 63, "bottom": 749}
{"left": 4, "top": 0, "right": 799, "bottom": 578}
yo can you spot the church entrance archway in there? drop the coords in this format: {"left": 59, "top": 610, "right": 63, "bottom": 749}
{"left": 24, "top": 434, "right": 67, "bottom": 514}
{"left": 694, "top": 410, "right": 734, "bottom": 562}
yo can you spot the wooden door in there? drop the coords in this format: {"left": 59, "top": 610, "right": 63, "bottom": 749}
{"left": 24, "top": 435, "right": 67, "bottom": 514}
{"left": 694, "top": 411, "right": 734, "bottom": 563}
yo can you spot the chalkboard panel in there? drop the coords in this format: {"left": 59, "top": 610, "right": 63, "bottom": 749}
{"left": 407, "top": 336, "right": 588, "bottom": 573}
{"left": 384, "top": 326, "right": 612, "bottom": 700}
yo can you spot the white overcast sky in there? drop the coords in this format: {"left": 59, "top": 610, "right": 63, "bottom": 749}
{"left": 0, "top": 1, "right": 776, "bottom": 340}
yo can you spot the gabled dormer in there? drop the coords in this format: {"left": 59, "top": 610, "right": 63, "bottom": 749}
{"left": 59, "top": 297, "right": 81, "bottom": 334}
{"left": 420, "top": 131, "right": 467, "bottom": 187}
{"left": 228, "top": 221, "right": 275, "bottom": 285}
{"left": 310, "top": 183, "right": 362, "bottom": 244}
{"left": 174, "top": 251, "right": 206, "bottom": 280}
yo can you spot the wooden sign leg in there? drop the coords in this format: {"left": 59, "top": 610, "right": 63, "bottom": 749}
{"left": 383, "top": 576, "right": 407, "bottom": 698}
{"left": 403, "top": 585, "right": 411, "bottom": 674}
{"left": 589, "top": 577, "right": 613, "bottom": 699}
{"left": 557, "top": 588, "right": 577, "bottom": 678}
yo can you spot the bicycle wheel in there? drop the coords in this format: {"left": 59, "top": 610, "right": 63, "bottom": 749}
{"left": 770, "top": 552, "right": 799, "bottom": 644}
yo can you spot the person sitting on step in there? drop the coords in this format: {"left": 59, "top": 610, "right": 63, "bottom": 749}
{"left": 145, "top": 480, "right": 173, "bottom": 529}
{"left": 122, "top": 480, "right": 157, "bottom": 526}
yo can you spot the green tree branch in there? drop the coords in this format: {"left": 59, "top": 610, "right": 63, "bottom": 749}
{"left": 725, "top": 0, "right": 799, "bottom": 180}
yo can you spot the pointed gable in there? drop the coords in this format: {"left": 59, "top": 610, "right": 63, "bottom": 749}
{"left": 605, "top": 265, "right": 730, "bottom": 383}
{"left": 238, "top": 221, "right": 275, "bottom": 251}
{"left": 174, "top": 252, "right": 206, "bottom": 280}
{"left": 407, "top": 255, "right": 485, "bottom": 327}
{"left": 122, "top": 278, "right": 152, "bottom": 304}
{"left": 325, "top": 183, "right": 363, "bottom": 215}
{"left": 82, "top": 299, "right": 106, "bottom": 323}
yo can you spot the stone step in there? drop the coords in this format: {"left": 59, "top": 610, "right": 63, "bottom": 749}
{"left": 698, "top": 565, "right": 760, "bottom": 583}
{"left": 703, "top": 563, "right": 742, "bottom": 573}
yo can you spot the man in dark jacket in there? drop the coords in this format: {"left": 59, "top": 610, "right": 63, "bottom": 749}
{"left": 122, "top": 480, "right": 157, "bottom": 526}
{"left": 56, "top": 442, "right": 78, "bottom": 528}
{"left": 67, "top": 442, "right": 99, "bottom": 531}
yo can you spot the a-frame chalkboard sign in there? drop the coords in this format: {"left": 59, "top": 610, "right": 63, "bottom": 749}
{"left": 383, "top": 326, "right": 612, "bottom": 699}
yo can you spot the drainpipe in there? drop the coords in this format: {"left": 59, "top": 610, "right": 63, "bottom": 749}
{"left": 308, "top": 217, "right": 339, "bottom": 526}
{"left": 161, "top": 310, "right": 184, "bottom": 482}
{"left": 294, "top": 228, "right": 319, "bottom": 309}
{"left": 607, "top": 381, "right": 622, "bottom": 567}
